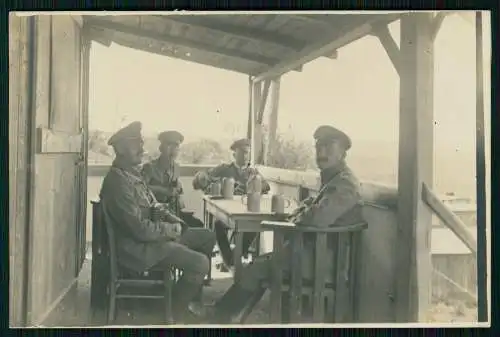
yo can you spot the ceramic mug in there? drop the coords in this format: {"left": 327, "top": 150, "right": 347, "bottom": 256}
{"left": 209, "top": 181, "right": 222, "bottom": 195}
{"left": 150, "top": 204, "right": 163, "bottom": 221}
{"left": 271, "top": 194, "right": 291, "bottom": 213}
{"left": 241, "top": 192, "right": 261, "bottom": 212}
{"left": 222, "top": 177, "right": 235, "bottom": 199}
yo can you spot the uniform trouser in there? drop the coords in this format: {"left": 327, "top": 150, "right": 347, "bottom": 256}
{"left": 214, "top": 220, "right": 258, "bottom": 266}
{"left": 213, "top": 240, "right": 322, "bottom": 322}
{"left": 179, "top": 212, "right": 211, "bottom": 302}
{"left": 179, "top": 212, "right": 205, "bottom": 228}
{"left": 154, "top": 228, "right": 216, "bottom": 320}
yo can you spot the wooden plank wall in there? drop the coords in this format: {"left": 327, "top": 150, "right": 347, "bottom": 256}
{"left": 26, "top": 16, "right": 85, "bottom": 325}
{"left": 9, "top": 14, "right": 33, "bottom": 327}
{"left": 431, "top": 255, "right": 477, "bottom": 302}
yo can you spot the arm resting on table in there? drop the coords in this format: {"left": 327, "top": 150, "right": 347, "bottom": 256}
{"left": 261, "top": 220, "right": 367, "bottom": 233}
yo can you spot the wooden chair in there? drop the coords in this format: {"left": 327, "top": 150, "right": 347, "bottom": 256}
{"left": 261, "top": 221, "right": 368, "bottom": 323}
{"left": 90, "top": 201, "right": 175, "bottom": 325}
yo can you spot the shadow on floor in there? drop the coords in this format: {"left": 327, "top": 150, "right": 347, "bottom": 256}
{"left": 64, "top": 255, "right": 272, "bottom": 327}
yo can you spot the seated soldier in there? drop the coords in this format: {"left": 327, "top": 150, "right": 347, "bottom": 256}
{"left": 207, "top": 125, "right": 365, "bottom": 323}
{"left": 192, "top": 138, "right": 271, "bottom": 268}
{"left": 99, "top": 121, "right": 216, "bottom": 323}
{"left": 142, "top": 130, "right": 205, "bottom": 228}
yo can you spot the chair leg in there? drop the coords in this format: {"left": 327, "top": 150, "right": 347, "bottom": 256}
{"left": 107, "top": 283, "right": 116, "bottom": 324}
{"left": 239, "top": 287, "right": 266, "bottom": 324}
{"left": 164, "top": 269, "right": 174, "bottom": 324}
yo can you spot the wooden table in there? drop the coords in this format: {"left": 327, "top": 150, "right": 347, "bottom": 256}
{"left": 202, "top": 194, "right": 298, "bottom": 282}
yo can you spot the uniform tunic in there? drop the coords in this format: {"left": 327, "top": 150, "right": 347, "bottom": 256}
{"left": 100, "top": 159, "right": 214, "bottom": 274}
{"left": 192, "top": 162, "right": 271, "bottom": 195}
{"left": 237, "top": 162, "right": 365, "bottom": 291}
{"left": 142, "top": 158, "right": 184, "bottom": 212}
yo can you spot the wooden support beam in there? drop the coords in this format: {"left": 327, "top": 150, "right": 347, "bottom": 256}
{"left": 395, "top": 13, "right": 434, "bottom": 323}
{"left": 253, "top": 19, "right": 381, "bottom": 82}
{"left": 246, "top": 76, "right": 253, "bottom": 140}
{"left": 474, "top": 10, "right": 488, "bottom": 323}
{"left": 265, "top": 77, "right": 281, "bottom": 165}
{"left": 371, "top": 24, "right": 401, "bottom": 75}
{"left": 421, "top": 183, "right": 477, "bottom": 256}
{"left": 84, "top": 27, "right": 112, "bottom": 47}
{"left": 253, "top": 14, "right": 402, "bottom": 81}
{"left": 430, "top": 12, "right": 447, "bottom": 42}
{"left": 84, "top": 17, "right": 283, "bottom": 68}
{"left": 250, "top": 81, "right": 262, "bottom": 166}
{"left": 257, "top": 79, "right": 271, "bottom": 123}
{"left": 70, "top": 15, "right": 83, "bottom": 28}
{"left": 160, "top": 15, "right": 306, "bottom": 51}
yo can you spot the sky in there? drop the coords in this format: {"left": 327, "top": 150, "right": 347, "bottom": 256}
{"left": 88, "top": 12, "right": 491, "bottom": 155}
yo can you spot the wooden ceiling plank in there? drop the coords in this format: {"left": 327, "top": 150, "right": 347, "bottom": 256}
{"left": 158, "top": 15, "right": 306, "bottom": 51}
{"left": 84, "top": 17, "right": 282, "bottom": 67}
{"left": 291, "top": 14, "right": 338, "bottom": 29}
{"left": 108, "top": 33, "right": 257, "bottom": 75}
{"left": 253, "top": 14, "right": 402, "bottom": 82}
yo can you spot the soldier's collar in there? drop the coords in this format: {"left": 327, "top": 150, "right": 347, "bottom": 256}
{"left": 320, "top": 161, "right": 346, "bottom": 184}
{"left": 231, "top": 162, "right": 245, "bottom": 170}
{"left": 112, "top": 158, "right": 142, "bottom": 177}
{"left": 156, "top": 155, "right": 174, "bottom": 169}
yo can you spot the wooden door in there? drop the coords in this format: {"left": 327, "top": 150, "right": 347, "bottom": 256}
{"left": 9, "top": 13, "right": 35, "bottom": 327}
{"left": 24, "top": 15, "right": 89, "bottom": 326}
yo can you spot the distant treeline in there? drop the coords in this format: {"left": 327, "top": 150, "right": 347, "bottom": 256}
{"left": 88, "top": 129, "right": 477, "bottom": 199}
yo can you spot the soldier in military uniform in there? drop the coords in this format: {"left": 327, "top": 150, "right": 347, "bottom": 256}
{"left": 192, "top": 138, "right": 271, "bottom": 268}
{"left": 99, "top": 122, "right": 216, "bottom": 323}
{"left": 207, "top": 125, "right": 365, "bottom": 323}
{"left": 142, "top": 130, "right": 205, "bottom": 228}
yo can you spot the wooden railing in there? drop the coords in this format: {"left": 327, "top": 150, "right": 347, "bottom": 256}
{"left": 422, "top": 182, "right": 477, "bottom": 257}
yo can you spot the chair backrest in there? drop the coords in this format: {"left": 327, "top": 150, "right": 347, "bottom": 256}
{"left": 91, "top": 200, "right": 118, "bottom": 283}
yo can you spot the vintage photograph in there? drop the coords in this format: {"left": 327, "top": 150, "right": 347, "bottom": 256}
{"left": 9, "top": 11, "right": 491, "bottom": 327}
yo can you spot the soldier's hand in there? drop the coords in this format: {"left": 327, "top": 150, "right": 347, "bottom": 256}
{"left": 195, "top": 171, "right": 210, "bottom": 188}
{"left": 246, "top": 167, "right": 259, "bottom": 177}
{"left": 177, "top": 195, "right": 186, "bottom": 209}
{"left": 163, "top": 222, "right": 182, "bottom": 240}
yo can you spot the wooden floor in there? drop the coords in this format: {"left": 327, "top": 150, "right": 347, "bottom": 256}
{"left": 52, "top": 250, "right": 272, "bottom": 327}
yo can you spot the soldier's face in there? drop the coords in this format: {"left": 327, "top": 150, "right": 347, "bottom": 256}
{"left": 315, "top": 141, "right": 344, "bottom": 170}
{"left": 234, "top": 146, "right": 250, "bottom": 166}
{"left": 161, "top": 143, "right": 180, "bottom": 160}
{"left": 118, "top": 138, "right": 144, "bottom": 165}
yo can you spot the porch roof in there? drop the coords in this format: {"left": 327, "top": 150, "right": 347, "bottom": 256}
{"left": 83, "top": 13, "right": 402, "bottom": 76}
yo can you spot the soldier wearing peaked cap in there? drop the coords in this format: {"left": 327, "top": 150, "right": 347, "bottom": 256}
{"left": 142, "top": 130, "right": 186, "bottom": 210}
{"left": 100, "top": 123, "right": 215, "bottom": 323}
{"left": 313, "top": 125, "right": 352, "bottom": 150}
{"left": 142, "top": 129, "right": 211, "bottom": 312}
{"left": 207, "top": 126, "right": 365, "bottom": 324}
{"left": 192, "top": 138, "right": 271, "bottom": 271}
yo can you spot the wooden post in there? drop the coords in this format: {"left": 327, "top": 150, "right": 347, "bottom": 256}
{"left": 474, "top": 10, "right": 488, "bottom": 323}
{"left": 265, "top": 77, "right": 281, "bottom": 165}
{"left": 395, "top": 13, "right": 434, "bottom": 322}
{"left": 250, "top": 81, "right": 262, "bottom": 166}
{"left": 246, "top": 76, "right": 253, "bottom": 140}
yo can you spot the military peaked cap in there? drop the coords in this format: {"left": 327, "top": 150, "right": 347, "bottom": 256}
{"left": 313, "top": 125, "right": 352, "bottom": 150}
{"left": 158, "top": 130, "right": 184, "bottom": 145}
{"left": 107, "top": 121, "right": 142, "bottom": 146}
{"left": 230, "top": 138, "right": 251, "bottom": 151}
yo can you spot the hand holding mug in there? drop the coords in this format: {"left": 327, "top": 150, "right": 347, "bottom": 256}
{"left": 164, "top": 222, "right": 182, "bottom": 240}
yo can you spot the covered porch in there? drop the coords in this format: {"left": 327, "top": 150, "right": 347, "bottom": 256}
{"left": 9, "top": 11, "right": 487, "bottom": 326}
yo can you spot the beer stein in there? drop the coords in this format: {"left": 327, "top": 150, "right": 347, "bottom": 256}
{"left": 209, "top": 181, "right": 222, "bottom": 196}
{"left": 241, "top": 192, "right": 261, "bottom": 212}
{"left": 222, "top": 177, "right": 235, "bottom": 199}
{"left": 247, "top": 174, "right": 262, "bottom": 194}
{"left": 271, "top": 194, "right": 291, "bottom": 214}
{"left": 150, "top": 203, "right": 163, "bottom": 221}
